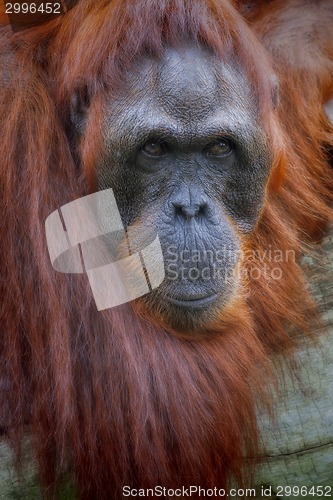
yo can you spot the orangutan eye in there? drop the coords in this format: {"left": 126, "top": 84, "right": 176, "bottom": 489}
{"left": 141, "top": 141, "right": 167, "bottom": 157}
{"left": 205, "top": 139, "right": 233, "bottom": 157}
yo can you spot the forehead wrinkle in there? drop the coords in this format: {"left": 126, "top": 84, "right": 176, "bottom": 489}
{"left": 204, "top": 107, "right": 260, "bottom": 137}
{"left": 155, "top": 62, "right": 219, "bottom": 120}
{"left": 105, "top": 46, "right": 260, "bottom": 144}
{"left": 106, "top": 89, "right": 260, "bottom": 148}
{"left": 106, "top": 100, "right": 182, "bottom": 145}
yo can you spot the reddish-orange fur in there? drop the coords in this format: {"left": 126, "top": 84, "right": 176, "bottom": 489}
{"left": 0, "top": 1, "right": 332, "bottom": 498}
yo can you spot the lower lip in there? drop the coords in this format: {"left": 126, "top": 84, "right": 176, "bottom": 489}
{"left": 166, "top": 294, "right": 218, "bottom": 308}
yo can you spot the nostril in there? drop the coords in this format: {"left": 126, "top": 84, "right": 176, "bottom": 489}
{"left": 174, "top": 203, "right": 184, "bottom": 217}
{"left": 173, "top": 202, "right": 208, "bottom": 219}
{"left": 198, "top": 203, "right": 208, "bottom": 217}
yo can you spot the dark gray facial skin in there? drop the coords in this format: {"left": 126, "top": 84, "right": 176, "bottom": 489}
{"left": 71, "top": 44, "right": 273, "bottom": 332}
